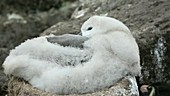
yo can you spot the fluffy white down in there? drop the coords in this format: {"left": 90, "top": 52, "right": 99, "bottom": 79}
{"left": 3, "top": 16, "right": 141, "bottom": 94}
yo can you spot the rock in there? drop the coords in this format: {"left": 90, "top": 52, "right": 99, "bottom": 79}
{"left": 0, "top": 48, "right": 9, "bottom": 65}
{"left": 0, "top": 0, "right": 62, "bottom": 14}
{"left": 41, "top": 20, "right": 81, "bottom": 36}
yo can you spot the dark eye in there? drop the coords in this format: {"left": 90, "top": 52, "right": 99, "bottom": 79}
{"left": 87, "top": 27, "right": 93, "bottom": 31}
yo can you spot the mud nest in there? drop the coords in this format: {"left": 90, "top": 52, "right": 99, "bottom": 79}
{"left": 7, "top": 76, "right": 55, "bottom": 96}
{"left": 6, "top": 76, "right": 137, "bottom": 96}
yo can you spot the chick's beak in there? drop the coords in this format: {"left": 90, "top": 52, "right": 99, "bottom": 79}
{"left": 78, "top": 32, "right": 82, "bottom": 36}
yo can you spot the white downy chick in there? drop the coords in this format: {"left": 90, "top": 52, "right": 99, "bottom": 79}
{"left": 3, "top": 16, "right": 141, "bottom": 94}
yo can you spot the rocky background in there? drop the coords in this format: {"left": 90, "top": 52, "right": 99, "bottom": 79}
{"left": 0, "top": 0, "right": 169, "bottom": 95}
